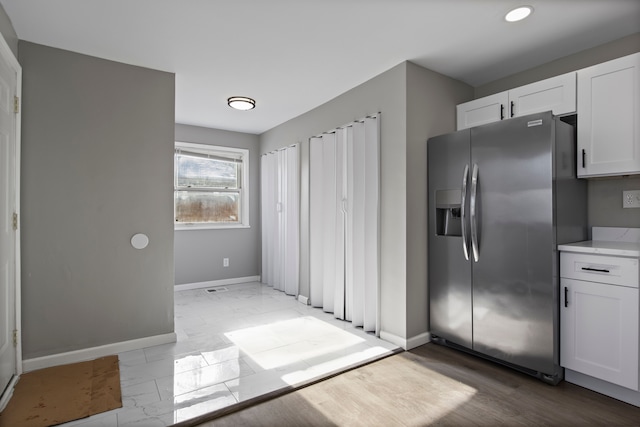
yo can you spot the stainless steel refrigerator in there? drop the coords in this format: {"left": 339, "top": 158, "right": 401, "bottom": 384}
{"left": 427, "top": 111, "right": 587, "bottom": 384}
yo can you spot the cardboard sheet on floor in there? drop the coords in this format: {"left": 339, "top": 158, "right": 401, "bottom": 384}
{"left": 0, "top": 355, "right": 122, "bottom": 427}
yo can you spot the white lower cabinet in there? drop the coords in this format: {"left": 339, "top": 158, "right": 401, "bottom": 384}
{"left": 560, "top": 277, "right": 639, "bottom": 390}
{"left": 560, "top": 250, "right": 640, "bottom": 391}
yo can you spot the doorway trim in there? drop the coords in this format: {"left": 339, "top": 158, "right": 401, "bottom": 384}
{"left": 0, "top": 31, "right": 22, "bottom": 412}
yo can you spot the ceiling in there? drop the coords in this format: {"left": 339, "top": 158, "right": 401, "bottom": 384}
{"left": 1, "top": 0, "right": 639, "bottom": 135}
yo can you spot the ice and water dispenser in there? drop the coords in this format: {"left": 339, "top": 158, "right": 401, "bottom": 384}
{"left": 435, "top": 189, "right": 462, "bottom": 236}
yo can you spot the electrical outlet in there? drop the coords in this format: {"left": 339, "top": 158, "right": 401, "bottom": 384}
{"left": 622, "top": 190, "right": 640, "bottom": 208}
{"left": 223, "top": 258, "right": 229, "bottom": 267}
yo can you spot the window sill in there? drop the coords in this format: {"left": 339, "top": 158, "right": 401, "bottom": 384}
{"left": 175, "top": 223, "right": 251, "bottom": 231}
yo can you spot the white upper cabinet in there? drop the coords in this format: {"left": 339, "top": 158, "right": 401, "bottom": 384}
{"left": 509, "top": 72, "right": 576, "bottom": 118}
{"left": 456, "top": 72, "right": 576, "bottom": 130}
{"left": 456, "top": 92, "right": 508, "bottom": 130}
{"left": 577, "top": 53, "right": 640, "bottom": 178}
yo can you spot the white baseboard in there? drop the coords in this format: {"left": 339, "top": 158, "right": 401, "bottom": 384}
{"left": 22, "top": 332, "right": 177, "bottom": 372}
{"left": 174, "top": 275, "right": 261, "bottom": 291}
{"left": 298, "top": 295, "right": 309, "bottom": 305}
{"left": 0, "top": 375, "right": 18, "bottom": 412}
{"left": 565, "top": 369, "right": 640, "bottom": 407}
{"left": 380, "top": 330, "right": 431, "bottom": 350}
{"left": 406, "top": 332, "right": 431, "bottom": 349}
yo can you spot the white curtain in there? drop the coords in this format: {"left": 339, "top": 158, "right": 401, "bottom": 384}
{"left": 309, "top": 116, "right": 380, "bottom": 334}
{"left": 261, "top": 145, "right": 299, "bottom": 295}
{"left": 309, "top": 137, "right": 324, "bottom": 307}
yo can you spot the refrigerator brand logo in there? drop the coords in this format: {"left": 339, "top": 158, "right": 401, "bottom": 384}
{"left": 527, "top": 119, "right": 543, "bottom": 127}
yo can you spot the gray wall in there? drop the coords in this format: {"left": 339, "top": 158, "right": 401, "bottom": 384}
{"left": 405, "top": 62, "right": 473, "bottom": 338}
{"left": 475, "top": 33, "right": 640, "bottom": 230}
{"left": 475, "top": 33, "right": 640, "bottom": 98}
{"left": 261, "top": 62, "right": 407, "bottom": 338}
{"left": 260, "top": 61, "right": 472, "bottom": 343}
{"left": 20, "top": 42, "right": 175, "bottom": 359}
{"left": 588, "top": 177, "right": 640, "bottom": 229}
{"left": 0, "top": 3, "right": 17, "bottom": 58}
{"left": 174, "top": 124, "right": 260, "bottom": 285}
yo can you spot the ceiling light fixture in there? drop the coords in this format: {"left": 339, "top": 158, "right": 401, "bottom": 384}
{"left": 227, "top": 96, "right": 256, "bottom": 111}
{"left": 505, "top": 5, "right": 533, "bottom": 22}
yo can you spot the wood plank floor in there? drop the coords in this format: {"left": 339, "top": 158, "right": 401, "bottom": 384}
{"left": 188, "top": 343, "right": 640, "bottom": 426}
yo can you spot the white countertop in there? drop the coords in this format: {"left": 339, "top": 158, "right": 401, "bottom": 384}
{"left": 558, "top": 227, "right": 640, "bottom": 257}
{"left": 558, "top": 240, "right": 640, "bottom": 257}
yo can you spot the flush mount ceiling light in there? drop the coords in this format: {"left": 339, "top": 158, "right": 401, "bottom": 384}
{"left": 505, "top": 5, "right": 533, "bottom": 22}
{"left": 227, "top": 96, "right": 256, "bottom": 111}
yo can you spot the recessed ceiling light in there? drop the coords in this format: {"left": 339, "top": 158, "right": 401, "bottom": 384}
{"left": 505, "top": 6, "right": 533, "bottom": 22}
{"left": 227, "top": 96, "right": 256, "bottom": 111}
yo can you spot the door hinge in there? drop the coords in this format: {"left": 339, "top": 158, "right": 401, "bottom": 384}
{"left": 13, "top": 96, "right": 19, "bottom": 114}
{"left": 12, "top": 212, "right": 18, "bottom": 230}
{"left": 12, "top": 329, "right": 17, "bottom": 347}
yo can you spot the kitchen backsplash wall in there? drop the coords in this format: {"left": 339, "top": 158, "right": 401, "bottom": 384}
{"left": 588, "top": 176, "right": 640, "bottom": 231}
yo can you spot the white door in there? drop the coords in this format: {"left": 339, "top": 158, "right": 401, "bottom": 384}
{"left": 0, "top": 39, "right": 19, "bottom": 398}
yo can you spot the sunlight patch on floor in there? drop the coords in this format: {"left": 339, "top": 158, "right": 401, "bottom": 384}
{"left": 302, "top": 360, "right": 478, "bottom": 425}
{"left": 225, "top": 316, "right": 366, "bottom": 371}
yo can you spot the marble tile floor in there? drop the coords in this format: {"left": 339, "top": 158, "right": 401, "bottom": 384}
{"left": 60, "top": 282, "right": 400, "bottom": 427}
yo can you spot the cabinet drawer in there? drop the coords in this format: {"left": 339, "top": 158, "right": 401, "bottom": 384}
{"left": 560, "top": 252, "right": 639, "bottom": 287}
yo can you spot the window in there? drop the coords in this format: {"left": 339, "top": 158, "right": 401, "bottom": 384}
{"left": 174, "top": 142, "right": 249, "bottom": 229}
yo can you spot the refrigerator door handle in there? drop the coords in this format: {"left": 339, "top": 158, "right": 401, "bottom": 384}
{"left": 460, "top": 164, "right": 470, "bottom": 261}
{"left": 470, "top": 163, "right": 479, "bottom": 262}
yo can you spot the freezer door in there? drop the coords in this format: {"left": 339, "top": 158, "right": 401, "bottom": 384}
{"left": 470, "top": 112, "right": 558, "bottom": 375}
{"left": 427, "top": 130, "right": 473, "bottom": 349}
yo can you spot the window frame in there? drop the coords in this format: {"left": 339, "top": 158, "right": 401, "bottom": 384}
{"left": 174, "top": 141, "right": 250, "bottom": 231}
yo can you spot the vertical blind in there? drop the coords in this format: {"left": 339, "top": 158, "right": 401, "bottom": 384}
{"left": 261, "top": 145, "right": 299, "bottom": 295}
{"left": 309, "top": 115, "right": 380, "bottom": 334}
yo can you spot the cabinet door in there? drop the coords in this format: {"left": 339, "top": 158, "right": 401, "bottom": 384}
{"left": 577, "top": 53, "right": 640, "bottom": 177}
{"left": 560, "top": 278, "right": 639, "bottom": 390}
{"left": 509, "top": 72, "right": 576, "bottom": 118}
{"left": 456, "top": 92, "right": 508, "bottom": 130}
